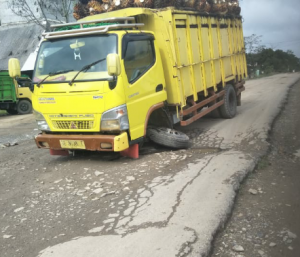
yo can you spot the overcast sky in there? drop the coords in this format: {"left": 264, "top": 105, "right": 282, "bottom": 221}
{"left": 240, "top": 0, "right": 300, "bottom": 57}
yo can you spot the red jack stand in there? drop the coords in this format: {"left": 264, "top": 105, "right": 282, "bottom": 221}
{"left": 50, "top": 149, "right": 69, "bottom": 156}
{"left": 120, "top": 144, "right": 139, "bottom": 159}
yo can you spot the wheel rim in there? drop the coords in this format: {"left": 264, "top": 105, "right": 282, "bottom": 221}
{"left": 158, "top": 128, "right": 186, "bottom": 136}
{"left": 20, "top": 102, "right": 29, "bottom": 112}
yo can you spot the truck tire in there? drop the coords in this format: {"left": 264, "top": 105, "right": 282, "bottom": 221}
{"left": 7, "top": 109, "right": 18, "bottom": 115}
{"left": 17, "top": 99, "right": 32, "bottom": 114}
{"left": 147, "top": 127, "right": 189, "bottom": 149}
{"left": 219, "top": 84, "right": 237, "bottom": 119}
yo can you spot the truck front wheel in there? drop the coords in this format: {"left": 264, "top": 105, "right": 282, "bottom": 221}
{"left": 147, "top": 127, "right": 189, "bottom": 149}
{"left": 219, "top": 84, "right": 237, "bottom": 119}
{"left": 17, "top": 99, "right": 32, "bottom": 114}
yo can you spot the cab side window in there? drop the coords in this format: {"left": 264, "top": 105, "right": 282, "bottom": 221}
{"left": 124, "top": 40, "right": 155, "bottom": 83}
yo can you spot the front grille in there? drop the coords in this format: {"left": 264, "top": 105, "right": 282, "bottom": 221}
{"left": 52, "top": 120, "right": 94, "bottom": 130}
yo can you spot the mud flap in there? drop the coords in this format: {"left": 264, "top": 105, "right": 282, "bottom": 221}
{"left": 50, "top": 149, "right": 69, "bottom": 156}
{"left": 120, "top": 144, "right": 139, "bottom": 159}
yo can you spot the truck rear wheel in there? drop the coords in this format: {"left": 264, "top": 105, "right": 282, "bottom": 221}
{"left": 219, "top": 84, "right": 237, "bottom": 119}
{"left": 147, "top": 127, "right": 189, "bottom": 149}
{"left": 17, "top": 99, "right": 32, "bottom": 114}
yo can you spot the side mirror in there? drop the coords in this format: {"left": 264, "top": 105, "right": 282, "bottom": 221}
{"left": 107, "top": 54, "right": 121, "bottom": 77}
{"left": 8, "top": 58, "right": 21, "bottom": 78}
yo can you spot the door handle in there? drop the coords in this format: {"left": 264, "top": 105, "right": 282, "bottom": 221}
{"left": 156, "top": 84, "right": 163, "bottom": 92}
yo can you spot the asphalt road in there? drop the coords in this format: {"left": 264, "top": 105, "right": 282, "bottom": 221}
{"left": 0, "top": 73, "right": 299, "bottom": 257}
{"left": 213, "top": 78, "right": 300, "bottom": 257}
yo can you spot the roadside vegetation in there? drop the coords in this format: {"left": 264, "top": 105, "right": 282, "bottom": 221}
{"left": 245, "top": 34, "right": 300, "bottom": 78}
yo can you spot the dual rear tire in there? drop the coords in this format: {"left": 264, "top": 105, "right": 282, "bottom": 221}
{"left": 210, "top": 84, "right": 237, "bottom": 119}
{"left": 219, "top": 84, "right": 237, "bottom": 119}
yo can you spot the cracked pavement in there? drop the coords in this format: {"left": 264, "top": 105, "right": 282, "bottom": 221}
{"left": 0, "top": 73, "right": 300, "bottom": 257}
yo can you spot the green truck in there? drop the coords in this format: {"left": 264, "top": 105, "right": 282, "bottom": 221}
{"left": 0, "top": 70, "right": 32, "bottom": 115}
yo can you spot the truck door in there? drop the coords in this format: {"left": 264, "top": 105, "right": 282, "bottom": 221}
{"left": 122, "top": 33, "right": 167, "bottom": 140}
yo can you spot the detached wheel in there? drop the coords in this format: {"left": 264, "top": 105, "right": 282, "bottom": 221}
{"left": 6, "top": 109, "right": 18, "bottom": 115}
{"left": 220, "top": 84, "right": 237, "bottom": 119}
{"left": 147, "top": 127, "right": 189, "bottom": 149}
{"left": 17, "top": 99, "right": 32, "bottom": 114}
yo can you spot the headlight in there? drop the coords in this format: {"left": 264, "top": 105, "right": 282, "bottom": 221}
{"left": 101, "top": 105, "right": 129, "bottom": 131}
{"left": 33, "top": 109, "right": 51, "bottom": 131}
{"left": 37, "top": 120, "right": 51, "bottom": 131}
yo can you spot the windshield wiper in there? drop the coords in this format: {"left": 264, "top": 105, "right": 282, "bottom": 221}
{"left": 37, "top": 69, "right": 74, "bottom": 87}
{"left": 68, "top": 58, "right": 106, "bottom": 86}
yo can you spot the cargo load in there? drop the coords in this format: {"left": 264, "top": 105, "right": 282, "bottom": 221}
{"left": 73, "top": 0, "right": 241, "bottom": 20}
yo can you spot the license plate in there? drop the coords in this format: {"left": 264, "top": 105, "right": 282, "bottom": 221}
{"left": 60, "top": 140, "right": 86, "bottom": 149}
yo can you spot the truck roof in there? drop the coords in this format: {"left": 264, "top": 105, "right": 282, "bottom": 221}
{"left": 43, "top": 16, "right": 144, "bottom": 40}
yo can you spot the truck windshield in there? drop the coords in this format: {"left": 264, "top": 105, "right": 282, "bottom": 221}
{"left": 33, "top": 34, "right": 117, "bottom": 83}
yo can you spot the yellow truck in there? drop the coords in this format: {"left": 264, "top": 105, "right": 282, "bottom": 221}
{"left": 9, "top": 7, "right": 247, "bottom": 158}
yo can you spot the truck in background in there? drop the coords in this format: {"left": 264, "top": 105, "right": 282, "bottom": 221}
{"left": 9, "top": 7, "right": 247, "bottom": 158}
{"left": 0, "top": 60, "right": 32, "bottom": 115}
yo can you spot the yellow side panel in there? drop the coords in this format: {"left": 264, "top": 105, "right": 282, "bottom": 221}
{"left": 200, "top": 18, "right": 213, "bottom": 92}
{"left": 102, "top": 8, "right": 247, "bottom": 106}
{"left": 210, "top": 18, "right": 221, "bottom": 87}
{"left": 189, "top": 16, "right": 203, "bottom": 95}
{"left": 17, "top": 87, "right": 32, "bottom": 101}
{"left": 174, "top": 18, "right": 193, "bottom": 101}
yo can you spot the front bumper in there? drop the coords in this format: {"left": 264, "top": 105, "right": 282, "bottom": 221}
{"left": 35, "top": 132, "right": 129, "bottom": 152}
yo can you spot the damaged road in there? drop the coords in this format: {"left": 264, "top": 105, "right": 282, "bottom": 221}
{"left": 0, "top": 73, "right": 299, "bottom": 257}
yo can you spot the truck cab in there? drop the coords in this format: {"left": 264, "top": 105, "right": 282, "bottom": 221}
{"left": 26, "top": 17, "right": 167, "bottom": 155}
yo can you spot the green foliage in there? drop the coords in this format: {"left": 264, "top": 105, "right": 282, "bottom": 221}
{"left": 246, "top": 44, "right": 300, "bottom": 77}
{"left": 245, "top": 34, "right": 300, "bottom": 77}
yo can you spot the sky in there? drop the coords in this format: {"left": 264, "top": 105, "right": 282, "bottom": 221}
{"left": 240, "top": 0, "right": 300, "bottom": 57}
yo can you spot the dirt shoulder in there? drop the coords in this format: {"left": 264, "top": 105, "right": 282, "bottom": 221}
{"left": 212, "top": 79, "right": 300, "bottom": 257}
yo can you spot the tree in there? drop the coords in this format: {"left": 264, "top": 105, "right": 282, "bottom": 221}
{"left": 244, "top": 34, "right": 264, "bottom": 77}
{"left": 244, "top": 34, "right": 264, "bottom": 55}
{"left": 8, "top": 0, "right": 75, "bottom": 31}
